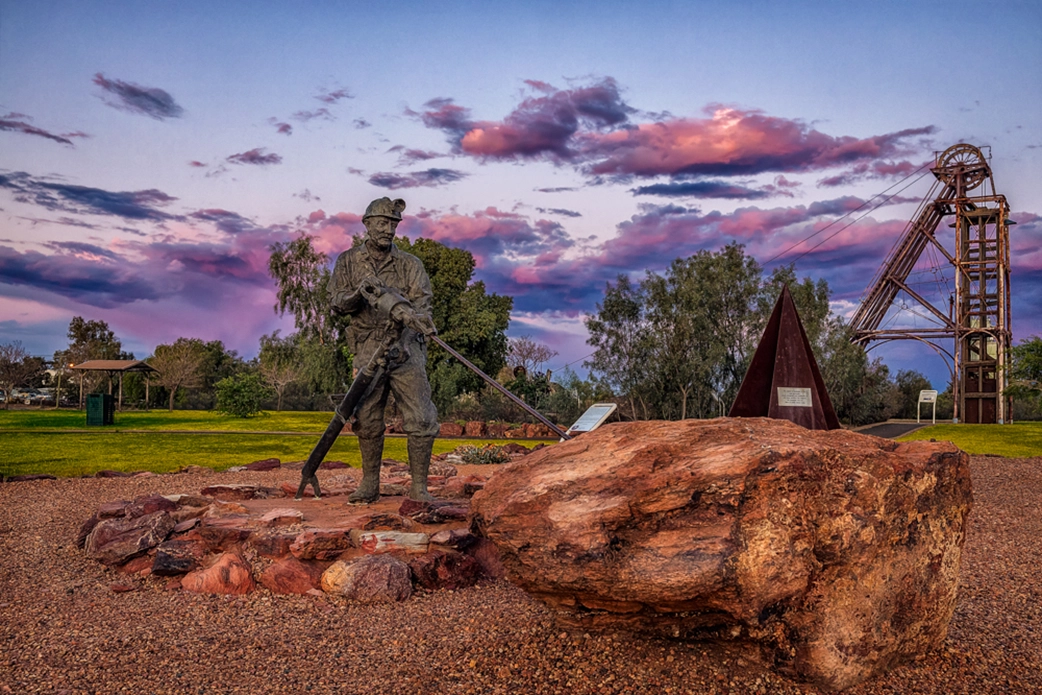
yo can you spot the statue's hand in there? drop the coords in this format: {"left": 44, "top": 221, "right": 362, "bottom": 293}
{"left": 391, "top": 303, "right": 437, "bottom": 336}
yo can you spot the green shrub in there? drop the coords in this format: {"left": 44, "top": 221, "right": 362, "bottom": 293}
{"left": 214, "top": 373, "right": 273, "bottom": 418}
{"left": 457, "top": 444, "right": 511, "bottom": 465}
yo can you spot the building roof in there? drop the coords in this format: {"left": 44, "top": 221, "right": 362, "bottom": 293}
{"left": 71, "top": 359, "right": 159, "bottom": 373}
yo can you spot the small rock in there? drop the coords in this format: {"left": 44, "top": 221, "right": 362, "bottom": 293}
{"left": 109, "top": 582, "right": 137, "bottom": 593}
{"left": 245, "top": 530, "right": 297, "bottom": 559}
{"left": 181, "top": 552, "right": 256, "bottom": 595}
{"left": 409, "top": 550, "right": 483, "bottom": 591}
{"left": 178, "top": 465, "right": 211, "bottom": 475}
{"left": 321, "top": 555, "right": 412, "bottom": 602}
{"left": 85, "top": 511, "right": 175, "bottom": 566}
{"left": 349, "top": 530, "right": 429, "bottom": 555}
{"left": 318, "top": 460, "right": 350, "bottom": 470}
{"left": 439, "top": 422, "right": 464, "bottom": 437}
{"left": 152, "top": 539, "right": 207, "bottom": 576}
{"left": 259, "top": 507, "right": 304, "bottom": 527}
{"left": 258, "top": 556, "right": 324, "bottom": 594}
{"left": 203, "top": 499, "right": 250, "bottom": 516}
{"left": 358, "top": 512, "right": 415, "bottom": 532}
{"left": 378, "top": 483, "right": 408, "bottom": 496}
{"left": 172, "top": 518, "right": 199, "bottom": 533}
{"left": 429, "top": 529, "right": 476, "bottom": 548}
{"left": 3, "top": 474, "right": 57, "bottom": 482}
{"left": 95, "top": 470, "right": 130, "bottom": 478}
{"left": 199, "top": 484, "right": 274, "bottom": 501}
{"left": 125, "top": 494, "right": 178, "bottom": 519}
{"left": 441, "top": 475, "right": 486, "bottom": 499}
{"left": 244, "top": 458, "right": 281, "bottom": 471}
{"left": 290, "top": 528, "right": 353, "bottom": 560}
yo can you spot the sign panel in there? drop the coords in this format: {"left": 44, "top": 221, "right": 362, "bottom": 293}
{"left": 776, "top": 387, "right": 813, "bottom": 408}
{"left": 566, "top": 403, "right": 618, "bottom": 435}
{"left": 919, "top": 390, "right": 938, "bottom": 403}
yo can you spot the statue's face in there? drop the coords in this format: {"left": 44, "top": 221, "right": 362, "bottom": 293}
{"left": 364, "top": 216, "right": 398, "bottom": 251}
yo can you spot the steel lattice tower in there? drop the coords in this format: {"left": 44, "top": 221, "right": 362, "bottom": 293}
{"left": 850, "top": 143, "right": 1012, "bottom": 423}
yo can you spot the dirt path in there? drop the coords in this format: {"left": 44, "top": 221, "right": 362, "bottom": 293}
{"left": 1, "top": 457, "right": 1039, "bottom": 694}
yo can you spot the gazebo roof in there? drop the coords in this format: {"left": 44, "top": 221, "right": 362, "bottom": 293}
{"left": 71, "top": 359, "right": 159, "bottom": 374}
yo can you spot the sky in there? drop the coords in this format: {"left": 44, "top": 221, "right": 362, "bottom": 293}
{"left": 1, "top": 0, "right": 1040, "bottom": 390}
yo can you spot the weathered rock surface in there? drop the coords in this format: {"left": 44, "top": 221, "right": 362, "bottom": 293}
{"left": 199, "top": 484, "right": 277, "bottom": 501}
{"left": 244, "top": 458, "right": 281, "bottom": 471}
{"left": 85, "top": 511, "right": 175, "bottom": 565}
{"left": 258, "top": 556, "right": 324, "bottom": 594}
{"left": 409, "top": 550, "right": 483, "bottom": 591}
{"left": 181, "top": 552, "right": 256, "bottom": 595}
{"left": 349, "top": 530, "right": 429, "bottom": 555}
{"left": 321, "top": 555, "right": 412, "bottom": 602}
{"left": 152, "top": 539, "right": 207, "bottom": 575}
{"left": 470, "top": 418, "right": 973, "bottom": 691}
{"left": 290, "top": 528, "right": 352, "bottom": 560}
{"left": 259, "top": 507, "right": 304, "bottom": 527}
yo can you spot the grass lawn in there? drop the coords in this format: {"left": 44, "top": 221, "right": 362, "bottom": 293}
{"left": 897, "top": 421, "right": 1042, "bottom": 457}
{"left": 0, "top": 408, "right": 554, "bottom": 478}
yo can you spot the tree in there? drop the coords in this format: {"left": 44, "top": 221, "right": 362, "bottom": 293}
{"left": 0, "top": 342, "right": 43, "bottom": 409}
{"left": 59, "top": 317, "right": 132, "bottom": 399}
{"left": 585, "top": 244, "right": 763, "bottom": 420}
{"left": 148, "top": 338, "right": 207, "bottom": 411}
{"left": 506, "top": 336, "right": 558, "bottom": 374}
{"left": 214, "top": 372, "right": 272, "bottom": 418}
{"left": 268, "top": 234, "right": 352, "bottom": 396}
{"left": 258, "top": 331, "right": 302, "bottom": 411}
{"left": 396, "top": 236, "right": 512, "bottom": 413}
{"left": 585, "top": 274, "right": 655, "bottom": 419}
{"left": 1009, "top": 336, "right": 1042, "bottom": 413}
{"left": 894, "top": 369, "right": 933, "bottom": 419}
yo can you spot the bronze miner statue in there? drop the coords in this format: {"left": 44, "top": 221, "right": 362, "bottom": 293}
{"left": 328, "top": 197, "right": 439, "bottom": 503}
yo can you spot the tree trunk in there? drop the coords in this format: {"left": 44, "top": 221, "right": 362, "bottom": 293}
{"left": 277, "top": 388, "right": 283, "bottom": 411}
{"left": 168, "top": 388, "right": 176, "bottom": 412}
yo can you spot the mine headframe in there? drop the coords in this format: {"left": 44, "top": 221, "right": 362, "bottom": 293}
{"left": 850, "top": 143, "right": 1013, "bottom": 424}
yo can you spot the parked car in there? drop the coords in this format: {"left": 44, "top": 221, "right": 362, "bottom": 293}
{"left": 11, "top": 388, "right": 50, "bottom": 405}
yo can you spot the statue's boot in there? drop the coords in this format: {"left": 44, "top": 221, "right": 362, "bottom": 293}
{"left": 348, "top": 435, "right": 383, "bottom": 504}
{"left": 407, "top": 435, "right": 435, "bottom": 502}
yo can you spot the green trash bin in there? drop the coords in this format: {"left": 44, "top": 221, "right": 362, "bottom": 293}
{"left": 86, "top": 394, "right": 115, "bottom": 426}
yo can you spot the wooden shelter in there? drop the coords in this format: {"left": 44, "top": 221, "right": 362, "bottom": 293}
{"left": 70, "top": 360, "right": 158, "bottom": 411}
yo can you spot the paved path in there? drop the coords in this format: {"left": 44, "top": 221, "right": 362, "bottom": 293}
{"left": 855, "top": 422, "right": 928, "bottom": 439}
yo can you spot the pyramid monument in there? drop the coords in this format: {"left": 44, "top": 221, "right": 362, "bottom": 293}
{"left": 729, "top": 285, "right": 841, "bottom": 430}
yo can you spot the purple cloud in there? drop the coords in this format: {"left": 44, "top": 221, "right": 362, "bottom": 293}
{"left": 632, "top": 180, "right": 775, "bottom": 199}
{"left": 189, "top": 209, "right": 263, "bottom": 235}
{"left": 420, "top": 78, "right": 633, "bottom": 161}
{"left": 368, "top": 168, "right": 468, "bottom": 189}
{"left": 0, "top": 118, "right": 75, "bottom": 146}
{"left": 92, "top": 73, "right": 184, "bottom": 120}
{"left": 387, "top": 146, "right": 441, "bottom": 165}
{"left": 315, "top": 88, "right": 353, "bottom": 104}
{"left": 0, "top": 172, "right": 179, "bottom": 221}
{"left": 226, "top": 148, "right": 283, "bottom": 166}
{"left": 536, "top": 207, "right": 583, "bottom": 218}
{"left": 0, "top": 245, "right": 161, "bottom": 307}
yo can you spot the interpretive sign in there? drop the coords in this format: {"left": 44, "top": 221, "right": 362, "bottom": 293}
{"left": 777, "top": 387, "right": 813, "bottom": 408}
{"left": 566, "top": 403, "right": 618, "bottom": 437}
{"left": 918, "top": 389, "right": 938, "bottom": 424}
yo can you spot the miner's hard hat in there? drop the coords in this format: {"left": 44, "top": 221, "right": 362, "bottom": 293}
{"left": 363, "top": 197, "right": 406, "bottom": 221}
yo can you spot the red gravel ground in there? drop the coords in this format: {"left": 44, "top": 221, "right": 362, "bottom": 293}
{"left": 0, "top": 456, "right": 1039, "bottom": 694}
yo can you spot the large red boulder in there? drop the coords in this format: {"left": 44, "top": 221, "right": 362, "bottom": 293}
{"left": 470, "top": 418, "right": 973, "bottom": 691}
